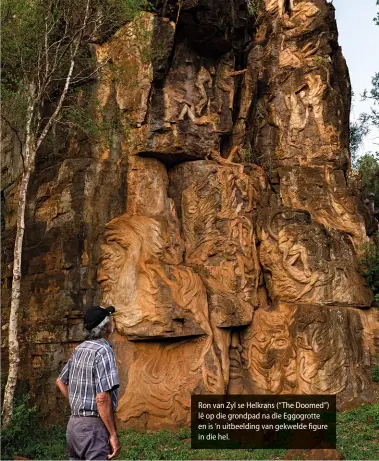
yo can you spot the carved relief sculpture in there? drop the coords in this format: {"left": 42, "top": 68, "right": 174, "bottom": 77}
{"left": 3, "top": 0, "right": 379, "bottom": 430}
{"left": 102, "top": 0, "right": 377, "bottom": 429}
{"left": 259, "top": 208, "right": 372, "bottom": 306}
{"left": 241, "top": 303, "right": 371, "bottom": 397}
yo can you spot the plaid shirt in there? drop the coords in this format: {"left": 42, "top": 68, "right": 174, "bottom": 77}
{"left": 59, "top": 339, "right": 119, "bottom": 417}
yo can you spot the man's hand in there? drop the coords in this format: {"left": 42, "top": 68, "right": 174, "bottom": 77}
{"left": 108, "top": 433, "right": 121, "bottom": 459}
{"left": 96, "top": 392, "right": 120, "bottom": 459}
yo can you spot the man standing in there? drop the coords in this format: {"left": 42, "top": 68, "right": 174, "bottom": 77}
{"left": 56, "top": 306, "right": 121, "bottom": 460}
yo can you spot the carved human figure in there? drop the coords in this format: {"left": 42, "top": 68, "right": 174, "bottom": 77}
{"left": 242, "top": 305, "right": 297, "bottom": 394}
{"left": 295, "top": 307, "right": 365, "bottom": 394}
{"left": 278, "top": 229, "right": 312, "bottom": 278}
{"left": 177, "top": 99, "right": 202, "bottom": 123}
{"left": 324, "top": 164, "right": 362, "bottom": 248}
{"left": 207, "top": 145, "right": 244, "bottom": 175}
{"left": 216, "top": 168, "right": 240, "bottom": 220}
{"left": 230, "top": 217, "right": 258, "bottom": 290}
{"left": 282, "top": 2, "right": 320, "bottom": 36}
{"left": 176, "top": 97, "right": 217, "bottom": 129}
{"left": 267, "top": 101, "right": 285, "bottom": 148}
{"left": 178, "top": 160, "right": 259, "bottom": 345}
{"left": 279, "top": 45, "right": 302, "bottom": 68}
{"left": 265, "top": 210, "right": 335, "bottom": 301}
{"left": 207, "top": 146, "right": 253, "bottom": 212}
{"left": 242, "top": 304, "right": 369, "bottom": 396}
{"left": 291, "top": 1, "right": 319, "bottom": 20}
{"left": 216, "top": 61, "right": 246, "bottom": 113}
{"left": 236, "top": 173, "right": 254, "bottom": 214}
{"left": 279, "top": 33, "right": 325, "bottom": 68}
{"left": 276, "top": 230, "right": 329, "bottom": 301}
{"left": 195, "top": 66, "right": 214, "bottom": 116}
{"left": 284, "top": 91, "right": 309, "bottom": 147}
{"left": 182, "top": 174, "right": 223, "bottom": 264}
{"left": 163, "top": 90, "right": 174, "bottom": 128}
{"left": 265, "top": 0, "right": 294, "bottom": 17}
{"left": 325, "top": 164, "right": 356, "bottom": 216}
{"left": 300, "top": 74, "right": 327, "bottom": 140}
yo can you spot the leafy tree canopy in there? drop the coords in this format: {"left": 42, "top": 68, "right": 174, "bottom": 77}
{"left": 363, "top": 73, "right": 379, "bottom": 128}
{"left": 357, "top": 153, "right": 379, "bottom": 209}
{"left": 1, "top": 0, "right": 151, "bottom": 142}
{"left": 350, "top": 2, "right": 379, "bottom": 166}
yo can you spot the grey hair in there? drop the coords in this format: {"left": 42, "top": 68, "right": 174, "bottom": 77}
{"left": 86, "top": 316, "right": 111, "bottom": 340}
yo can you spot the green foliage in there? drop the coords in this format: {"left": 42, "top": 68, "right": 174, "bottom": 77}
{"left": 336, "top": 404, "right": 379, "bottom": 460}
{"left": 359, "top": 3, "right": 379, "bottom": 131}
{"left": 349, "top": 90, "right": 371, "bottom": 165}
{"left": 362, "top": 72, "right": 379, "bottom": 129}
{"left": 59, "top": 86, "right": 123, "bottom": 146}
{"left": 2, "top": 402, "right": 379, "bottom": 460}
{"left": 371, "top": 359, "right": 379, "bottom": 382}
{"left": 246, "top": 0, "right": 263, "bottom": 19}
{"left": 350, "top": 118, "right": 369, "bottom": 166}
{"left": 1, "top": 393, "right": 66, "bottom": 460}
{"left": 350, "top": 4, "right": 378, "bottom": 160}
{"left": 312, "top": 55, "right": 330, "bottom": 67}
{"left": 357, "top": 153, "right": 379, "bottom": 210}
{"left": 1, "top": 0, "right": 43, "bottom": 132}
{"left": 117, "top": 406, "right": 379, "bottom": 460}
{"left": 239, "top": 143, "right": 253, "bottom": 162}
{"left": 118, "top": 428, "right": 287, "bottom": 460}
{"left": 135, "top": 17, "right": 155, "bottom": 64}
{"left": 1, "top": 0, "right": 150, "bottom": 144}
{"left": 357, "top": 232, "right": 379, "bottom": 303}
{"left": 118, "top": 0, "right": 154, "bottom": 20}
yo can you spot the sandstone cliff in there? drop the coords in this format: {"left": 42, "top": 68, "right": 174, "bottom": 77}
{"left": 1, "top": 0, "right": 379, "bottom": 428}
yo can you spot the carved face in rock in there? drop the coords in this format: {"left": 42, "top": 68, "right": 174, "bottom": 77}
{"left": 97, "top": 213, "right": 219, "bottom": 340}
{"left": 98, "top": 214, "right": 165, "bottom": 333}
{"left": 294, "top": 307, "right": 366, "bottom": 394}
{"left": 242, "top": 306, "right": 296, "bottom": 394}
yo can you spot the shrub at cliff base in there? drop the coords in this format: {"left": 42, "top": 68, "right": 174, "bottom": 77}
{"left": 372, "top": 356, "right": 379, "bottom": 382}
{"left": 1, "top": 394, "right": 66, "bottom": 460}
{"left": 358, "top": 233, "right": 379, "bottom": 304}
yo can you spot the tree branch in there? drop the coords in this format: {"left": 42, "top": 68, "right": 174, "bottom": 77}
{"left": 1, "top": 114, "right": 25, "bottom": 168}
{"left": 35, "top": 0, "right": 91, "bottom": 152}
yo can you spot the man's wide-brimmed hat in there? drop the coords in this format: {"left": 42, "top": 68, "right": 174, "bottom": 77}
{"left": 84, "top": 306, "right": 115, "bottom": 331}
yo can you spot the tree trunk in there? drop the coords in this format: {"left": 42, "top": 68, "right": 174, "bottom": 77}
{"left": 1, "top": 2, "right": 88, "bottom": 426}
{"left": 2, "top": 88, "right": 35, "bottom": 428}
{"left": 1, "top": 168, "right": 32, "bottom": 427}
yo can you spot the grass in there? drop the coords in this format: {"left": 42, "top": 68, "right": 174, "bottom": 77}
{"left": 118, "top": 427, "right": 286, "bottom": 460}
{"left": 336, "top": 403, "right": 379, "bottom": 460}
{"left": 2, "top": 403, "right": 379, "bottom": 460}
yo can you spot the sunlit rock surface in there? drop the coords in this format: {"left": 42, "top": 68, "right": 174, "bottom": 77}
{"left": 1, "top": 0, "right": 378, "bottom": 427}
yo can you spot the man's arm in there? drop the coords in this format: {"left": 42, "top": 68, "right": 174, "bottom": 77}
{"left": 56, "top": 360, "right": 70, "bottom": 399}
{"left": 96, "top": 391, "right": 121, "bottom": 459}
{"left": 56, "top": 377, "right": 69, "bottom": 399}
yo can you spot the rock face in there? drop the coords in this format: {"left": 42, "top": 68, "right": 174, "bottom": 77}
{"left": 1, "top": 0, "right": 378, "bottom": 428}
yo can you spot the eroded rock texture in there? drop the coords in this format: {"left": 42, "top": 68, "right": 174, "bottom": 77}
{"left": 1, "top": 0, "right": 378, "bottom": 427}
